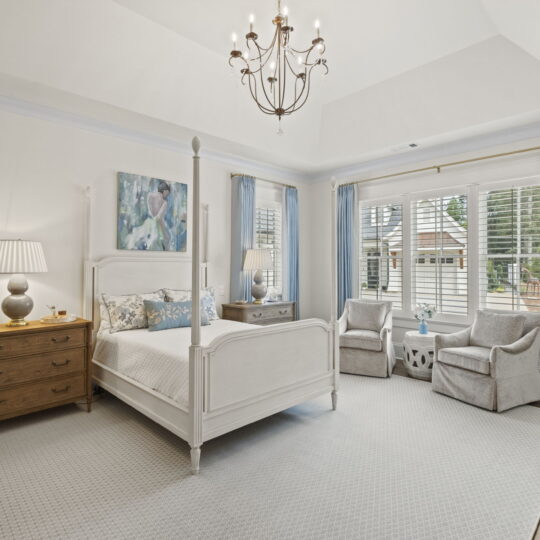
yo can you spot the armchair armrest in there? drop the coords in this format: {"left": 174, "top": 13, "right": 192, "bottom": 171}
{"left": 338, "top": 311, "right": 348, "bottom": 335}
{"left": 434, "top": 327, "right": 471, "bottom": 361}
{"left": 380, "top": 310, "right": 392, "bottom": 338}
{"left": 490, "top": 328, "right": 540, "bottom": 379}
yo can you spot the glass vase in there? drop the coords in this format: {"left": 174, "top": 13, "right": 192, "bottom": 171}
{"left": 418, "top": 320, "right": 428, "bottom": 335}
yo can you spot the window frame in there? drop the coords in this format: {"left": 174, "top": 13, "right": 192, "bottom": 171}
{"left": 356, "top": 179, "right": 540, "bottom": 324}
{"left": 255, "top": 182, "right": 283, "bottom": 297}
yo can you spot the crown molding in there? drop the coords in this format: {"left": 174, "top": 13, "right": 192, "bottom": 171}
{"left": 307, "top": 115, "right": 540, "bottom": 183}
{"left": 0, "top": 94, "right": 311, "bottom": 185}
{"left": 2, "top": 93, "right": 540, "bottom": 187}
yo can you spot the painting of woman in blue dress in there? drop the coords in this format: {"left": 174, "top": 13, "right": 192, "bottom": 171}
{"left": 117, "top": 173, "right": 188, "bottom": 252}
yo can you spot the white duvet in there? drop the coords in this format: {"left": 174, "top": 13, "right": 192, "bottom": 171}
{"left": 93, "top": 319, "right": 256, "bottom": 408}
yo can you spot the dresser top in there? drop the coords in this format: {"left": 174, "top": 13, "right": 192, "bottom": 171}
{"left": 222, "top": 301, "right": 294, "bottom": 310}
{"left": 0, "top": 318, "right": 91, "bottom": 335}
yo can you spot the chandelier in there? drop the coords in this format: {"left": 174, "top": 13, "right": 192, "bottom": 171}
{"left": 229, "top": 0, "right": 328, "bottom": 133}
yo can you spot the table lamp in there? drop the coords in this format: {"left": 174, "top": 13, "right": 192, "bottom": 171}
{"left": 243, "top": 248, "right": 273, "bottom": 304}
{"left": 0, "top": 240, "right": 48, "bottom": 326}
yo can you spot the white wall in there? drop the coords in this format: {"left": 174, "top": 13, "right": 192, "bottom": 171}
{"left": 0, "top": 108, "right": 313, "bottom": 323}
{"left": 309, "top": 137, "right": 540, "bottom": 347}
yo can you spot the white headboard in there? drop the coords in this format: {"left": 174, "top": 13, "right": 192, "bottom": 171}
{"left": 83, "top": 256, "right": 207, "bottom": 332}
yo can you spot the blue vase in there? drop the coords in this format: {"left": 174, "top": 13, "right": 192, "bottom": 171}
{"left": 418, "top": 320, "right": 428, "bottom": 335}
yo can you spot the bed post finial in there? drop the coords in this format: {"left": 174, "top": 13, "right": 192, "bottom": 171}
{"left": 192, "top": 136, "right": 200, "bottom": 156}
{"left": 330, "top": 176, "right": 339, "bottom": 410}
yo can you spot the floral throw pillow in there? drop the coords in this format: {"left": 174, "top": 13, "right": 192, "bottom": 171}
{"left": 144, "top": 300, "right": 210, "bottom": 331}
{"left": 102, "top": 290, "right": 165, "bottom": 333}
{"left": 163, "top": 287, "right": 219, "bottom": 321}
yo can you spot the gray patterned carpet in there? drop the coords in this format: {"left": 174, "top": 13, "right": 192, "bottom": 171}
{"left": 1, "top": 374, "right": 539, "bottom": 539}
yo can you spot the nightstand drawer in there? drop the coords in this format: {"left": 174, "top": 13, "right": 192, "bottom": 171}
{"left": 263, "top": 305, "right": 294, "bottom": 319}
{"left": 248, "top": 306, "right": 293, "bottom": 321}
{"left": 0, "top": 348, "right": 85, "bottom": 387}
{"left": 0, "top": 374, "right": 85, "bottom": 416}
{"left": 0, "top": 327, "right": 86, "bottom": 359}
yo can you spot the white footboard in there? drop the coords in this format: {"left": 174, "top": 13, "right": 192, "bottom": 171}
{"left": 197, "top": 319, "right": 335, "bottom": 442}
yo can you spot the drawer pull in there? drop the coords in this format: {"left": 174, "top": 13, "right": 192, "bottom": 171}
{"left": 51, "top": 385, "right": 71, "bottom": 394}
{"left": 279, "top": 309, "right": 288, "bottom": 315}
{"left": 52, "top": 359, "right": 71, "bottom": 367}
{"left": 252, "top": 313, "right": 263, "bottom": 318}
{"left": 51, "top": 336, "right": 71, "bottom": 344}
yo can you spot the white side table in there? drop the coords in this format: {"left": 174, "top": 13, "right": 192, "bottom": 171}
{"left": 403, "top": 331, "right": 439, "bottom": 381}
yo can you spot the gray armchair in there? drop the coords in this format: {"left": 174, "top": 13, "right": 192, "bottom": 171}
{"left": 339, "top": 299, "right": 395, "bottom": 377}
{"left": 433, "top": 310, "right": 540, "bottom": 411}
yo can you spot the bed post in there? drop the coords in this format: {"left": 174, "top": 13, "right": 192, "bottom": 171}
{"left": 189, "top": 136, "right": 204, "bottom": 474}
{"left": 330, "top": 177, "right": 339, "bottom": 410}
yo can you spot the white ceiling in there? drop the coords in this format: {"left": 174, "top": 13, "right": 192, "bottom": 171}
{"left": 0, "top": 0, "right": 540, "bottom": 176}
{"left": 113, "top": 0, "right": 497, "bottom": 103}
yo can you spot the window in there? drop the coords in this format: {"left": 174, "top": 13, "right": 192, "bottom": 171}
{"left": 359, "top": 202, "right": 403, "bottom": 310}
{"left": 255, "top": 205, "right": 282, "bottom": 293}
{"left": 479, "top": 184, "right": 540, "bottom": 311}
{"left": 411, "top": 195, "right": 468, "bottom": 315}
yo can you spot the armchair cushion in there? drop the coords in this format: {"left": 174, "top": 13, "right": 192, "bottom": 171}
{"left": 340, "top": 329, "right": 382, "bottom": 352}
{"left": 438, "top": 346, "right": 491, "bottom": 375}
{"left": 347, "top": 301, "right": 388, "bottom": 332}
{"left": 470, "top": 310, "right": 525, "bottom": 348}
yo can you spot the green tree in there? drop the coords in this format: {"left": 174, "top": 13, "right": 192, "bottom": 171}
{"left": 446, "top": 195, "right": 467, "bottom": 228}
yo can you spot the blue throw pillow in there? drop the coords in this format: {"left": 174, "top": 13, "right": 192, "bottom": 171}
{"left": 144, "top": 300, "right": 210, "bottom": 332}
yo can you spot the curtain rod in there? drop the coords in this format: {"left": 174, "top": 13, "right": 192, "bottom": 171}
{"left": 230, "top": 173, "right": 296, "bottom": 189}
{"left": 341, "top": 145, "right": 540, "bottom": 187}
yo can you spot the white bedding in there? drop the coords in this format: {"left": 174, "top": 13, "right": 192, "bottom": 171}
{"left": 93, "top": 319, "right": 256, "bottom": 408}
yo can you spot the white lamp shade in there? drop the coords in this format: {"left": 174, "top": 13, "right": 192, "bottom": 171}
{"left": 0, "top": 240, "right": 48, "bottom": 274}
{"left": 243, "top": 248, "right": 273, "bottom": 271}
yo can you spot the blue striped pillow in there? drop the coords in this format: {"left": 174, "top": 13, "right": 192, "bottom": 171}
{"left": 144, "top": 300, "right": 210, "bottom": 332}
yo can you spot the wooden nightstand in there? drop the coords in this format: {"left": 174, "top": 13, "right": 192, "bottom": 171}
{"left": 222, "top": 302, "right": 296, "bottom": 326}
{"left": 0, "top": 318, "right": 93, "bottom": 421}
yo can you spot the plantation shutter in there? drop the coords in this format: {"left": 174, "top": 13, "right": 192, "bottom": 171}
{"left": 411, "top": 195, "right": 468, "bottom": 315}
{"left": 359, "top": 202, "right": 403, "bottom": 310}
{"left": 479, "top": 184, "right": 540, "bottom": 311}
{"left": 255, "top": 206, "right": 282, "bottom": 291}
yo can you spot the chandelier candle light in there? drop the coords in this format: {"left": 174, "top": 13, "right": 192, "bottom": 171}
{"left": 229, "top": 0, "right": 328, "bottom": 133}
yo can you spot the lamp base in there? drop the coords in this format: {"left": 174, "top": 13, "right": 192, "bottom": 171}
{"left": 6, "top": 318, "right": 29, "bottom": 327}
{"left": 251, "top": 269, "right": 267, "bottom": 304}
{"left": 2, "top": 274, "right": 33, "bottom": 327}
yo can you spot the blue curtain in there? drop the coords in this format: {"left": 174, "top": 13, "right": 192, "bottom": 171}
{"left": 284, "top": 187, "right": 300, "bottom": 319}
{"left": 230, "top": 175, "right": 255, "bottom": 302}
{"left": 337, "top": 184, "right": 357, "bottom": 317}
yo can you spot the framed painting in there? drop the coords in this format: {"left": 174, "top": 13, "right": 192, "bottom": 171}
{"left": 117, "top": 172, "right": 188, "bottom": 252}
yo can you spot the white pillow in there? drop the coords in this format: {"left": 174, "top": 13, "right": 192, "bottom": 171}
{"left": 470, "top": 310, "right": 525, "bottom": 348}
{"left": 163, "top": 287, "right": 219, "bottom": 321}
{"left": 347, "top": 301, "right": 388, "bottom": 332}
{"left": 101, "top": 290, "right": 165, "bottom": 333}
{"left": 98, "top": 301, "right": 111, "bottom": 332}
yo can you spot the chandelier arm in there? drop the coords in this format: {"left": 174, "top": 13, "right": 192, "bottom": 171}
{"left": 284, "top": 77, "right": 308, "bottom": 114}
{"left": 277, "top": 28, "right": 284, "bottom": 111}
{"left": 284, "top": 52, "right": 302, "bottom": 79}
{"left": 282, "top": 63, "right": 316, "bottom": 113}
{"left": 258, "top": 59, "right": 278, "bottom": 111}
{"left": 247, "top": 74, "right": 276, "bottom": 115}
{"left": 250, "top": 27, "right": 278, "bottom": 63}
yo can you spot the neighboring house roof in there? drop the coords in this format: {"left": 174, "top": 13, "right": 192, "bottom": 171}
{"left": 416, "top": 231, "right": 465, "bottom": 249}
{"left": 361, "top": 200, "right": 466, "bottom": 250}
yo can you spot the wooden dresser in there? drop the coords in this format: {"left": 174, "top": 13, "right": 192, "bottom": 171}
{"left": 0, "top": 318, "right": 93, "bottom": 421}
{"left": 222, "top": 302, "right": 296, "bottom": 326}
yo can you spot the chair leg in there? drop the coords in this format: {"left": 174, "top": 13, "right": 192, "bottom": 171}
{"left": 331, "top": 390, "right": 338, "bottom": 411}
{"left": 190, "top": 446, "right": 201, "bottom": 475}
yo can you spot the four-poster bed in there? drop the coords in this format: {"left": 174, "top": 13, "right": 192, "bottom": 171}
{"left": 88, "top": 138, "right": 339, "bottom": 473}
